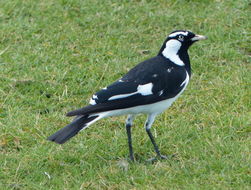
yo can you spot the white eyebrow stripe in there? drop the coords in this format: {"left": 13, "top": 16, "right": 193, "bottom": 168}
{"left": 169, "top": 31, "right": 188, "bottom": 38}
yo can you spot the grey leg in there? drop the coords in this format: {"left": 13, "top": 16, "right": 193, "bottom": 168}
{"left": 126, "top": 115, "right": 135, "bottom": 161}
{"left": 145, "top": 114, "right": 167, "bottom": 160}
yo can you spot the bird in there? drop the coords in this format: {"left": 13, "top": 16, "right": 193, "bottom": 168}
{"left": 47, "top": 30, "right": 207, "bottom": 161}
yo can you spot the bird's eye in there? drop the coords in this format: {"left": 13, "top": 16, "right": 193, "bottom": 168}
{"left": 178, "top": 35, "right": 184, "bottom": 41}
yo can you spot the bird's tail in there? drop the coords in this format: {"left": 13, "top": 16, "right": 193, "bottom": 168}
{"left": 47, "top": 114, "right": 101, "bottom": 144}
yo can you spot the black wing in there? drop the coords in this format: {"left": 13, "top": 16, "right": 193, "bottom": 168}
{"left": 67, "top": 56, "right": 188, "bottom": 116}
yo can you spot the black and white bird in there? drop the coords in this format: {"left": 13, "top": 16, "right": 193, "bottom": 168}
{"left": 48, "top": 30, "right": 207, "bottom": 161}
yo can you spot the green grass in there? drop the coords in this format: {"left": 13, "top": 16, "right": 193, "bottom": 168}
{"left": 0, "top": 0, "right": 250, "bottom": 189}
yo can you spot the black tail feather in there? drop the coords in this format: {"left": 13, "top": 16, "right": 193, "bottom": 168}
{"left": 47, "top": 115, "right": 98, "bottom": 144}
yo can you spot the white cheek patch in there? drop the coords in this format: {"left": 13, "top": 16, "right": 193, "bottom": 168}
{"left": 169, "top": 31, "right": 188, "bottom": 38}
{"left": 108, "top": 83, "right": 153, "bottom": 101}
{"left": 162, "top": 40, "right": 184, "bottom": 66}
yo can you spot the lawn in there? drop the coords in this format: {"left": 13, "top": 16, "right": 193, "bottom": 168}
{"left": 0, "top": 0, "right": 250, "bottom": 189}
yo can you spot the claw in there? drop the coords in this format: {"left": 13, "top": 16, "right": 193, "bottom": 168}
{"left": 129, "top": 156, "right": 135, "bottom": 162}
{"left": 147, "top": 154, "right": 168, "bottom": 163}
{"left": 159, "top": 154, "right": 168, "bottom": 159}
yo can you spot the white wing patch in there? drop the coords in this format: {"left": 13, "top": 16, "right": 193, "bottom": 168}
{"left": 169, "top": 31, "right": 188, "bottom": 38}
{"left": 180, "top": 71, "right": 189, "bottom": 87}
{"left": 137, "top": 83, "right": 153, "bottom": 95}
{"left": 108, "top": 93, "right": 136, "bottom": 101}
{"left": 89, "top": 98, "right": 96, "bottom": 105}
{"left": 89, "top": 94, "right": 98, "bottom": 105}
{"left": 108, "top": 83, "right": 153, "bottom": 101}
{"left": 162, "top": 39, "right": 184, "bottom": 66}
{"left": 159, "top": 90, "right": 164, "bottom": 96}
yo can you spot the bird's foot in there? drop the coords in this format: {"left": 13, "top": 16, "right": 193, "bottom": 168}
{"left": 158, "top": 154, "right": 168, "bottom": 160}
{"left": 127, "top": 154, "right": 135, "bottom": 162}
{"left": 129, "top": 156, "right": 135, "bottom": 162}
{"left": 147, "top": 154, "right": 168, "bottom": 163}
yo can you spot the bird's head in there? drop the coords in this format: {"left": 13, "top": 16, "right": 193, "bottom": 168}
{"left": 158, "top": 30, "right": 207, "bottom": 58}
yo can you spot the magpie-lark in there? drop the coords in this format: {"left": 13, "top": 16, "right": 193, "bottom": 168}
{"left": 48, "top": 30, "right": 207, "bottom": 161}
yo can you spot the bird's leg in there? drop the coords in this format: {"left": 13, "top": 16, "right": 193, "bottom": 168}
{"left": 145, "top": 114, "right": 167, "bottom": 161}
{"left": 126, "top": 114, "right": 135, "bottom": 161}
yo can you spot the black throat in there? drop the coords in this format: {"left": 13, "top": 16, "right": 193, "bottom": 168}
{"left": 178, "top": 48, "right": 191, "bottom": 77}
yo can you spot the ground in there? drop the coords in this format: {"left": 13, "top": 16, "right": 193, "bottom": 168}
{"left": 0, "top": 0, "right": 250, "bottom": 189}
